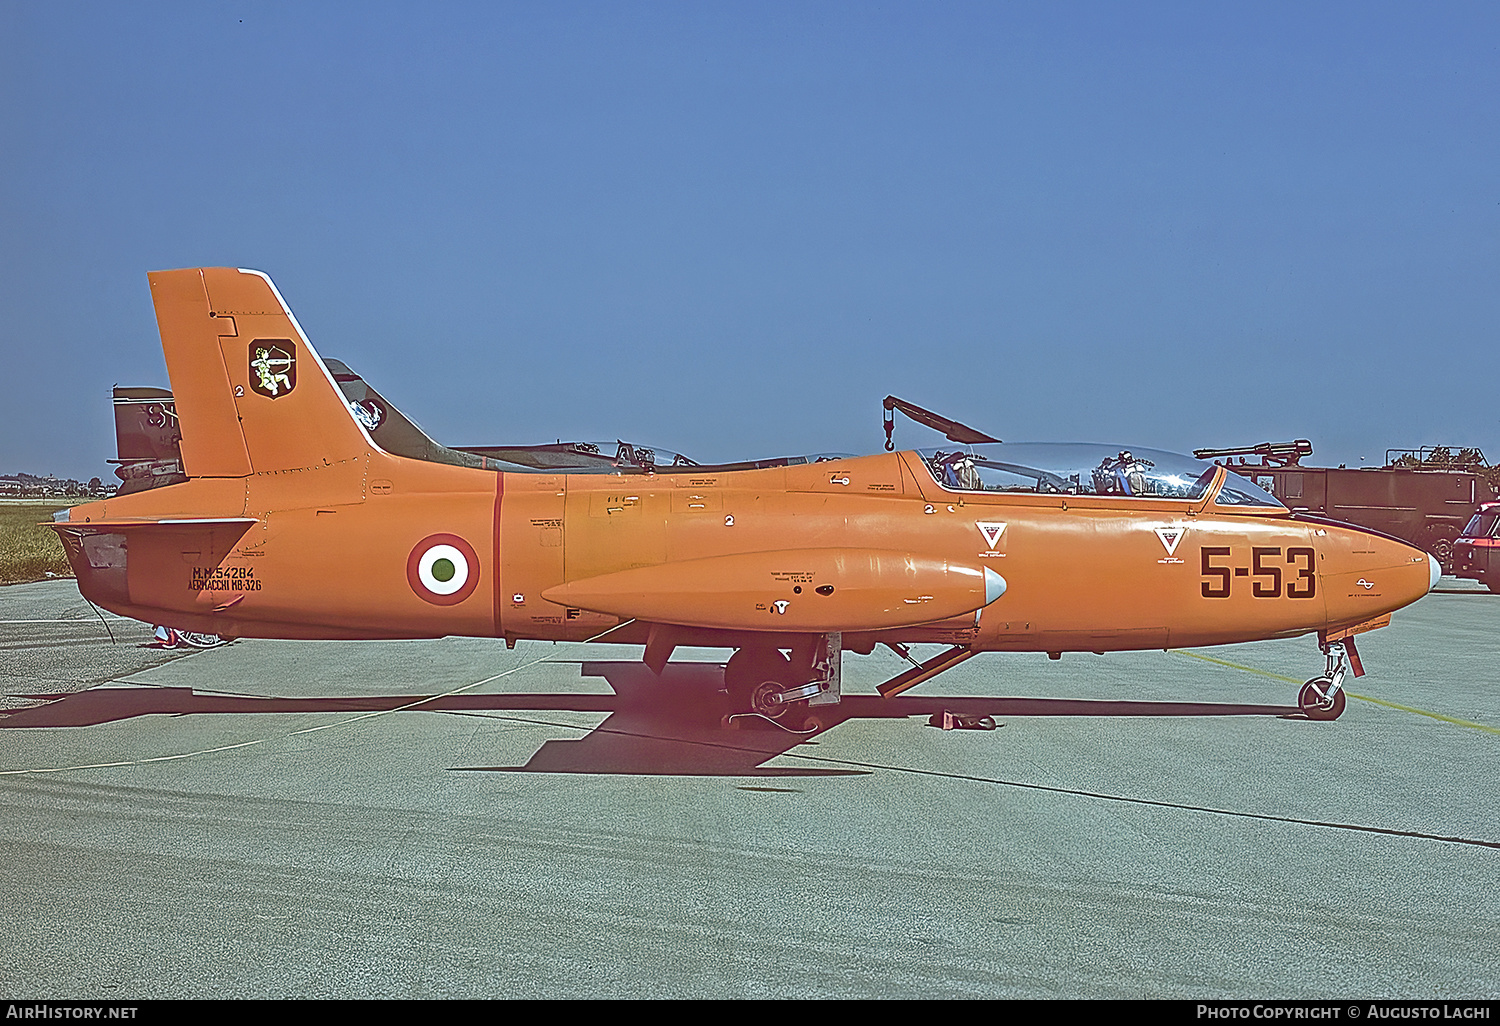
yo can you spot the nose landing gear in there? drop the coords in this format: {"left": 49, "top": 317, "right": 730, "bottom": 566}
{"left": 1299, "top": 640, "right": 1354, "bottom": 721}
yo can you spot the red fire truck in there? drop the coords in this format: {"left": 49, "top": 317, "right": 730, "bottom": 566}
{"left": 1452, "top": 503, "right": 1500, "bottom": 592}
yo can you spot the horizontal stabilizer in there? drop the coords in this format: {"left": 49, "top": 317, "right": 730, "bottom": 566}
{"left": 50, "top": 517, "right": 260, "bottom": 530}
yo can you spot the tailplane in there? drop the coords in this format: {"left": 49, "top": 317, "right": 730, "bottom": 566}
{"left": 148, "top": 268, "right": 370, "bottom": 476}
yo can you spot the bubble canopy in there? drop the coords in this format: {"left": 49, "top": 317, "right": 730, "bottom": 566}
{"left": 917, "top": 443, "right": 1285, "bottom": 508}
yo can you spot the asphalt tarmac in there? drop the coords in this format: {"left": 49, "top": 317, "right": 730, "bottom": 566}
{"left": 1, "top": 579, "right": 1496, "bottom": 999}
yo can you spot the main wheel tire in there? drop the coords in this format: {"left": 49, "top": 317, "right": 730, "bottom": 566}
{"left": 1299, "top": 678, "right": 1347, "bottom": 721}
{"left": 724, "top": 647, "right": 793, "bottom": 719}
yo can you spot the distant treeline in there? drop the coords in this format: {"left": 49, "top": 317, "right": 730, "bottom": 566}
{"left": 0, "top": 472, "right": 114, "bottom": 499}
{"left": 1387, "top": 448, "right": 1500, "bottom": 492}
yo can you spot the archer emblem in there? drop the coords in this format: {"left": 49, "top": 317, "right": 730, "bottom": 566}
{"left": 249, "top": 340, "right": 296, "bottom": 398}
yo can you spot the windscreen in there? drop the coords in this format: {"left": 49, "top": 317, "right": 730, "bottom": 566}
{"left": 1462, "top": 512, "right": 1500, "bottom": 538}
{"left": 918, "top": 442, "right": 1284, "bottom": 507}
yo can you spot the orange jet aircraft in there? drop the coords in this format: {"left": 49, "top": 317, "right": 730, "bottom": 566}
{"left": 53, "top": 268, "right": 1439, "bottom": 725}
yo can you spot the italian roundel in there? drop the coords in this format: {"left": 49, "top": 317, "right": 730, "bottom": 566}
{"left": 407, "top": 534, "right": 480, "bottom": 605}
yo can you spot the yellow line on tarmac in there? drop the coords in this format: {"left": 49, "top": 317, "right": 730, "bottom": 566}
{"left": 1172, "top": 650, "right": 1303, "bottom": 685}
{"left": 1335, "top": 694, "right": 1500, "bottom": 735}
{"left": 1170, "top": 650, "right": 1500, "bottom": 736}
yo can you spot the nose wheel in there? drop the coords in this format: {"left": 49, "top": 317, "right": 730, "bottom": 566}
{"left": 1298, "top": 677, "right": 1347, "bottom": 720}
{"left": 747, "top": 679, "right": 788, "bottom": 718}
{"left": 748, "top": 679, "right": 824, "bottom": 718}
{"left": 1299, "top": 640, "right": 1352, "bottom": 720}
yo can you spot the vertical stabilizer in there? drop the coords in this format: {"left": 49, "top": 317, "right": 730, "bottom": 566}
{"left": 148, "top": 268, "right": 370, "bottom": 476}
{"left": 111, "top": 386, "right": 187, "bottom": 494}
{"left": 325, "top": 358, "right": 488, "bottom": 470}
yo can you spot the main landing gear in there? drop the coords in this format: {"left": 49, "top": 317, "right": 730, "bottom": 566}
{"left": 1299, "top": 639, "right": 1356, "bottom": 721}
{"left": 723, "top": 636, "right": 841, "bottom": 726}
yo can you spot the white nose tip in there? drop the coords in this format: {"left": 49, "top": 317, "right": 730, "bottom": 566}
{"left": 984, "top": 566, "right": 1007, "bottom": 605}
{"left": 1428, "top": 553, "right": 1441, "bottom": 592}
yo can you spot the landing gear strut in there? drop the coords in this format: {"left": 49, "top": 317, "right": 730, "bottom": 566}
{"left": 1299, "top": 640, "right": 1351, "bottom": 721}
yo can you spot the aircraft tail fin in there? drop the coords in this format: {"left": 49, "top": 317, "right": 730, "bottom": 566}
{"left": 147, "top": 268, "right": 370, "bottom": 477}
{"left": 324, "top": 358, "right": 487, "bottom": 470}
{"left": 111, "top": 386, "right": 188, "bottom": 495}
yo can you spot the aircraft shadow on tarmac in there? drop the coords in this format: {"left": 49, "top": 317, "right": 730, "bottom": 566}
{"left": 1, "top": 660, "right": 1293, "bottom": 778}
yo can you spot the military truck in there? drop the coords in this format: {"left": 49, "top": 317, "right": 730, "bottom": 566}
{"left": 1193, "top": 442, "right": 1496, "bottom": 573}
{"left": 1452, "top": 502, "right": 1500, "bottom": 592}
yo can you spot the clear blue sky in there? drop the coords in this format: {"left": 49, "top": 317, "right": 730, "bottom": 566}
{"left": 3, "top": 1, "right": 1496, "bottom": 481}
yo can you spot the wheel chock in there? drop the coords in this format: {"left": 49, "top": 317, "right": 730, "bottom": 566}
{"left": 927, "top": 710, "right": 999, "bottom": 731}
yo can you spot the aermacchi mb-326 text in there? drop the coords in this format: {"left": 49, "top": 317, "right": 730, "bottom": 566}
{"left": 54, "top": 268, "right": 1440, "bottom": 726}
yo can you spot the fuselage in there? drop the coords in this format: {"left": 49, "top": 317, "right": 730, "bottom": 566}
{"left": 56, "top": 445, "right": 1435, "bottom": 654}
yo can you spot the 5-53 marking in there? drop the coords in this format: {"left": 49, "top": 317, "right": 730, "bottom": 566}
{"left": 1200, "top": 546, "right": 1315, "bottom": 599}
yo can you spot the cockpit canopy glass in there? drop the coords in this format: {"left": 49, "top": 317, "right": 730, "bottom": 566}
{"left": 918, "top": 443, "right": 1284, "bottom": 508}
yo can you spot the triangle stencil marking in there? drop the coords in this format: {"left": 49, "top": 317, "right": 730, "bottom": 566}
{"left": 976, "top": 522, "right": 1007, "bottom": 549}
{"left": 1155, "top": 526, "right": 1185, "bottom": 556}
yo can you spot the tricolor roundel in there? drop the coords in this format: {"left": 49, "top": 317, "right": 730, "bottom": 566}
{"left": 407, "top": 534, "right": 480, "bottom": 606}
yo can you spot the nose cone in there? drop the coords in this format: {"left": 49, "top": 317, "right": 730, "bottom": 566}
{"left": 984, "top": 566, "right": 1007, "bottom": 605}
{"left": 1321, "top": 525, "right": 1436, "bottom": 625}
